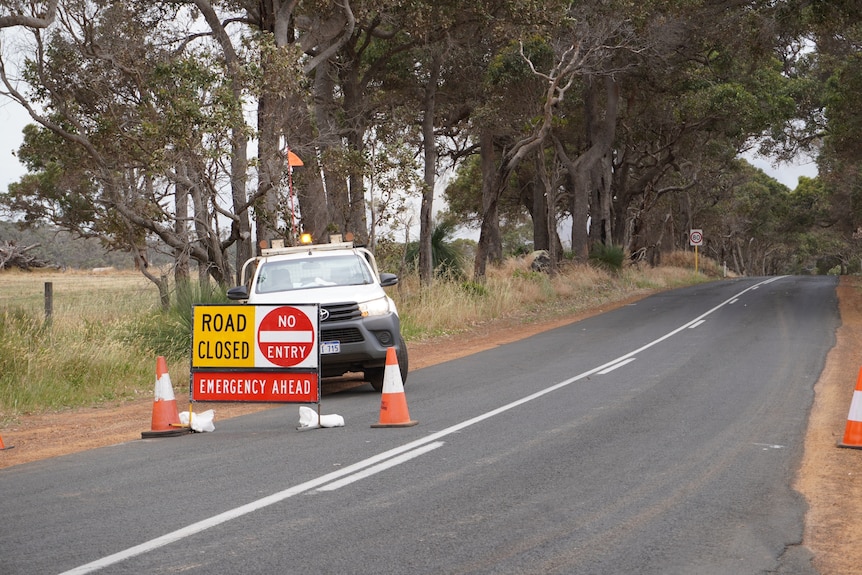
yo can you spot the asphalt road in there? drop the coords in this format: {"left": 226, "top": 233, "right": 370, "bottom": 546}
{"left": 0, "top": 275, "right": 839, "bottom": 575}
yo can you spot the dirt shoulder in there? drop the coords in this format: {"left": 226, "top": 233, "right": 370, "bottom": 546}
{"left": 1, "top": 280, "right": 861, "bottom": 573}
{"left": 795, "top": 276, "right": 862, "bottom": 574}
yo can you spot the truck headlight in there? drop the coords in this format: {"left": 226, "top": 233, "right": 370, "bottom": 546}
{"left": 359, "top": 296, "right": 391, "bottom": 317}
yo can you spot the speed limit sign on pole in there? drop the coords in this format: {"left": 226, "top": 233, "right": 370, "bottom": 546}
{"left": 689, "top": 229, "right": 703, "bottom": 274}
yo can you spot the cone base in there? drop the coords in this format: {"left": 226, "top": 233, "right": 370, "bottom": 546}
{"left": 0, "top": 445, "right": 14, "bottom": 450}
{"left": 371, "top": 420, "right": 418, "bottom": 428}
{"left": 837, "top": 441, "right": 862, "bottom": 450}
{"left": 141, "top": 428, "right": 192, "bottom": 439}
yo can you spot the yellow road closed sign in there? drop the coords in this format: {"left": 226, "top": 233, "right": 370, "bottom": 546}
{"left": 193, "top": 306, "right": 256, "bottom": 368}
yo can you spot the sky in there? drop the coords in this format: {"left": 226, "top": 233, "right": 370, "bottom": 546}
{"left": 0, "top": 100, "right": 818, "bottom": 213}
{"left": 744, "top": 153, "right": 818, "bottom": 190}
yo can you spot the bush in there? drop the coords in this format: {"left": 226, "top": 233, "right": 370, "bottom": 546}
{"left": 589, "top": 244, "right": 625, "bottom": 271}
{"left": 461, "top": 281, "right": 488, "bottom": 297}
{"left": 127, "top": 281, "right": 229, "bottom": 360}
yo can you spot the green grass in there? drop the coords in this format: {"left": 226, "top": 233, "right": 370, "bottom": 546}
{"left": 0, "top": 253, "right": 717, "bottom": 422}
{"left": 0, "top": 269, "right": 173, "bottom": 422}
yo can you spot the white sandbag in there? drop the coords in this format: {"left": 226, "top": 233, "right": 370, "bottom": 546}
{"left": 298, "top": 405, "right": 344, "bottom": 429}
{"left": 179, "top": 409, "right": 215, "bottom": 432}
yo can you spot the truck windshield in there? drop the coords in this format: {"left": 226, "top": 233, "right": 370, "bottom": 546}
{"left": 255, "top": 254, "right": 374, "bottom": 293}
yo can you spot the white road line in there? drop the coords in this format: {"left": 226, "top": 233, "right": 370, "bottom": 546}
{"left": 58, "top": 276, "right": 783, "bottom": 575}
{"left": 598, "top": 357, "right": 637, "bottom": 374}
{"left": 317, "top": 442, "right": 445, "bottom": 491}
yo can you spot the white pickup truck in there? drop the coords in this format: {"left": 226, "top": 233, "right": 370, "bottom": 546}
{"left": 227, "top": 240, "right": 408, "bottom": 391}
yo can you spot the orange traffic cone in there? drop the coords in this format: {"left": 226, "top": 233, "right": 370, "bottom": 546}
{"left": 0, "top": 432, "right": 13, "bottom": 450}
{"left": 142, "top": 356, "right": 190, "bottom": 438}
{"left": 371, "top": 347, "right": 417, "bottom": 428}
{"left": 839, "top": 367, "right": 862, "bottom": 449}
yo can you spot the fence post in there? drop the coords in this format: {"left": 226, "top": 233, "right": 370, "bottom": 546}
{"left": 44, "top": 281, "right": 53, "bottom": 326}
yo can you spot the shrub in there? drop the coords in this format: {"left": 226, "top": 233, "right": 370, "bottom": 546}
{"left": 127, "top": 281, "right": 229, "bottom": 360}
{"left": 460, "top": 281, "right": 488, "bottom": 297}
{"left": 589, "top": 244, "right": 625, "bottom": 271}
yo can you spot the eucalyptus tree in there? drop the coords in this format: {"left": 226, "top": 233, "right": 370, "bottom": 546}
{"left": 595, "top": 0, "right": 802, "bottom": 261}
{"left": 459, "top": 0, "right": 596, "bottom": 277}
{"left": 384, "top": 0, "right": 527, "bottom": 283}
{"left": 692, "top": 160, "right": 796, "bottom": 275}
{"left": 231, "top": 0, "right": 426, "bottom": 247}
{"left": 471, "top": 0, "right": 645, "bottom": 271}
{"left": 798, "top": 0, "right": 862, "bottom": 266}
{"left": 0, "top": 2, "right": 250, "bottom": 296}
{"left": 478, "top": 0, "right": 808, "bottom": 271}
{"left": 0, "top": 1, "right": 58, "bottom": 29}
{"left": 188, "top": 0, "right": 255, "bottom": 277}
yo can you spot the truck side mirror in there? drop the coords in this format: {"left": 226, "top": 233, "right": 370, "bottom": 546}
{"left": 227, "top": 286, "right": 249, "bottom": 300}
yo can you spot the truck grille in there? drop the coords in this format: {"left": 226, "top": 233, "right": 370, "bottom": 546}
{"left": 322, "top": 302, "right": 361, "bottom": 322}
{"left": 321, "top": 327, "right": 364, "bottom": 343}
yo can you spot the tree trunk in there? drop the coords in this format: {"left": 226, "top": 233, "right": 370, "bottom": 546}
{"left": 535, "top": 148, "right": 558, "bottom": 274}
{"left": 568, "top": 76, "right": 620, "bottom": 260}
{"left": 419, "top": 52, "right": 441, "bottom": 285}
{"left": 293, "top": 151, "right": 331, "bottom": 241}
{"left": 308, "top": 59, "right": 345, "bottom": 241}
{"left": 190, "top": 166, "right": 226, "bottom": 286}
{"left": 194, "top": 0, "right": 253, "bottom": 267}
{"left": 524, "top": 171, "right": 550, "bottom": 252}
{"left": 474, "top": 128, "right": 503, "bottom": 279}
{"left": 342, "top": 66, "right": 369, "bottom": 244}
{"left": 230, "top": 130, "right": 252, "bottom": 278}
{"left": 174, "top": 165, "right": 191, "bottom": 285}
{"left": 255, "top": 84, "right": 283, "bottom": 248}
{"left": 596, "top": 154, "right": 613, "bottom": 245}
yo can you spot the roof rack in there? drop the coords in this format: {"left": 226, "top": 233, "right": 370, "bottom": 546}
{"left": 260, "top": 241, "right": 355, "bottom": 256}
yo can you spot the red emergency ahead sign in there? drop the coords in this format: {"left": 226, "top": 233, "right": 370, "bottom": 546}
{"left": 191, "top": 304, "right": 320, "bottom": 403}
{"left": 192, "top": 371, "right": 319, "bottom": 403}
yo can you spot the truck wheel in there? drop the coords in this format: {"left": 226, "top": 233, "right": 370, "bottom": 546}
{"left": 367, "top": 368, "right": 385, "bottom": 392}
{"left": 396, "top": 336, "right": 409, "bottom": 382}
{"left": 366, "top": 338, "right": 409, "bottom": 392}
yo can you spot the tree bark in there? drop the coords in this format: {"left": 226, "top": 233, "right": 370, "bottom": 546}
{"left": 174, "top": 165, "right": 191, "bottom": 285}
{"left": 419, "top": 52, "right": 441, "bottom": 285}
{"left": 569, "top": 76, "right": 619, "bottom": 259}
{"left": 535, "top": 147, "right": 558, "bottom": 273}
{"left": 474, "top": 128, "right": 502, "bottom": 279}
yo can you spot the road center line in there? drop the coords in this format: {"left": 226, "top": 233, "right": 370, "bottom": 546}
{"left": 317, "top": 441, "right": 445, "bottom": 491}
{"left": 58, "top": 276, "right": 782, "bottom": 575}
{"left": 598, "top": 357, "right": 637, "bottom": 374}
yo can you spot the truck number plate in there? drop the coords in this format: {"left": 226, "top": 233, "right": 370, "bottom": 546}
{"left": 321, "top": 341, "right": 340, "bottom": 354}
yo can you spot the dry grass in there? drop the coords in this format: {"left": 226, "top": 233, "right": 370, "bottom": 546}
{"left": 0, "top": 268, "right": 158, "bottom": 323}
{"left": 0, "top": 253, "right": 715, "bottom": 419}
{"left": 0, "top": 269, "right": 163, "bottom": 421}
{"left": 393, "top": 252, "right": 713, "bottom": 340}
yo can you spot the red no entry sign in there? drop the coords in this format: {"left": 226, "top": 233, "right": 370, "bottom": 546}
{"left": 256, "top": 306, "right": 316, "bottom": 368}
